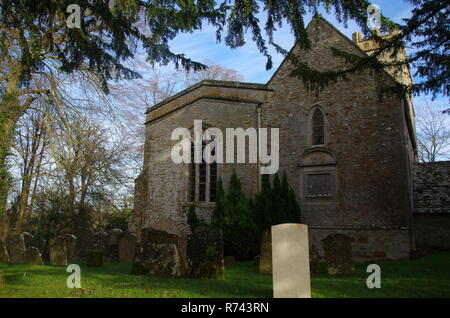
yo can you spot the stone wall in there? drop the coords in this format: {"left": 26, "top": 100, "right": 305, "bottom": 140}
{"left": 414, "top": 161, "right": 450, "bottom": 214}
{"left": 413, "top": 161, "right": 450, "bottom": 250}
{"left": 309, "top": 228, "right": 411, "bottom": 262}
{"left": 264, "top": 16, "right": 414, "bottom": 260}
{"left": 136, "top": 83, "right": 268, "bottom": 254}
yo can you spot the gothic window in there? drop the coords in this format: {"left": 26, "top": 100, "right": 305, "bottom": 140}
{"left": 312, "top": 109, "right": 325, "bottom": 145}
{"left": 189, "top": 139, "right": 218, "bottom": 203}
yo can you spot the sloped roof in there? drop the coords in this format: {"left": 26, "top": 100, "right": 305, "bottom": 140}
{"left": 414, "top": 161, "right": 450, "bottom": 214}
{"left": 146, "top": 80, "right": 270, "bottom": 114}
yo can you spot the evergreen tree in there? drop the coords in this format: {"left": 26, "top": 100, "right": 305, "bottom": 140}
{"left": 211, "top": 177, "right": 225, "bottom": 227}
{"left": 282, "top": 172, "right": 301, "bottom": 224}
{"left": 212, "top": 171, "right": 257, "bottom": 260}
{"left": 252, "top": 172, "right": 301, "bottom": 247}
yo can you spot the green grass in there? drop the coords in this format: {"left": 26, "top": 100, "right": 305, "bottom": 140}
{"left": 0, "top": 252, "right": 449, "bottom": 298}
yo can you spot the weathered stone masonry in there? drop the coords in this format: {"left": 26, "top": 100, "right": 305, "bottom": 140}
{"left": 414, "top": 161, "right": 450, "bottom": 251}
{"left": 131, "top": 16, "right": 420, "bottom": 261}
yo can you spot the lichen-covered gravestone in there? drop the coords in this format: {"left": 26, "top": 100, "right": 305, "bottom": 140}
{"left": 309, "top": 244, "right": 320, "bottom": 275}
{"left": 118, "top": 232, "right": 137, "bottom": 263}
{"left": 224, "top": 256, "right": 235, "bottom": 265}
{"left": 0, "top": 240, "right": 10, "bottom": 264}
{"left": 25, "top": 247, "right": 43, "bottom": 265}
{"left": 322, "top": 233, "right": 355, "bottom": 275}
{"left": 22, "top": 232, "right": 35, "bottom": 250}
{"left": 6, "top": 234, "right": 27, "bottom": 264}
{"left": 132, "top": 228, "right": 188, "bottom": 277}
{"left": 63, "top": 234, "right": 78, "bottom": 261}
{"left": 0, "top": 270, "right": 4, "bottom": 289}
{"left": 105, "top": 229, "right": 123, "bottom": 262}
{"left": 94, "top": 231, "right": 108, "bottom": 250}
{"left": 86, "top": 250, "right": 104, "bottom": 267}
{"left": 258, "top": 230, "right": 272, "bottom": 275}
{"left": 187, "top": 227, "right": 224, "bottom": 279}
{"left": 49, "top": 236, "right": 67, "bottom": 266}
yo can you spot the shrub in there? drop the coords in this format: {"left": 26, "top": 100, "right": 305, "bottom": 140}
{"left": 252, "top": 172, "right": 301, "bottom": 247}
{"left": 212, "top": 172, "right": 258, "bottom": 260}
{"left": 187, "top": 204, "right": 206, "bottom": 231}
{"left": 105, "top": 208, "right": 131, "bottom": 232}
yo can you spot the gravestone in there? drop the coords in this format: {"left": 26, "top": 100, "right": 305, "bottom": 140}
{"left": 322, "top": 234, "right": 355, "bottom": 275}
{"left": 187, "top": 226, "right": 224, "bottom": 279}
{"left": 309, "top": 244, "right": 320, "bottom": 275}
{"left": 0, "top": 240, "right": 10, "bottom": 264}
{"left": 74, "top": 227, "right": 95, "bottom": 260}
{"left": 25, "top": 247, "right": 43, "bottom": 265}
{"left": 132, "top": 228, "right": 188, "bottom": 277}
{"left": 94, "top": 231, "right": 108, "bottom": 250}
{"left": 6, "top": 234, "right": 27, "bottom": 264}
{"left": 0, "top": 270, "right": 4, "bottom": 289}
{"left": 105, "top": 229, "right": 123, "bottom": 262}
{"left": 49, "top": 236, "right": 67, "bottom": 266}
{"left": 63, "top": 234, "right": 78, "bottom": 261}
{"left": 118, "top": 232, "right": 137, "bottom": 263}
{"left": 258, "top": 230, "right": 272, "bottom": 275}
{"left": 224, "top": 256, "right": 235, "bottom": 265}
{"left": 86, "top": 250, "right": 104, "bottom": 267}
{"left": 272, "top": 224, "right": 311, "bottom": 298}
{"left": 22, "top": 232, "right": 34, "bottom": 249}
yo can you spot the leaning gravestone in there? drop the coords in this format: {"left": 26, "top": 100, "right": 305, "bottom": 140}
{"left": 187, "top": 226, "right": 224, "bottom": 279}
{"left": 22, "top": 232, "right": 34, "bottom": 249}
{"left": 309, "top": 244, "right": 320, "bottom": 275}
{"left": 0, "top": 240, "right": 10, "bottom": 264}
{"left": 25, "top": 247, "right": 43, "bottom": 265}
{"left": 259, "top": 230, "right": 272, "bottom": 275}
{"left": 49, "top": 236, "right": 67, "bottom": 266}
{"left": 63, "top": 234, "right": 78, "bottom": 261}
{"left": 105, "top": 229, "right": 123, "bottom": 262}
{"left": 272, "top": 224, "right": 311, "bottom": 298}
{"left": 132, "top": 228, "right": 188, "bottom": 277}
{"left": 6, "top": 234, "right": 27, "bottom": 264}
{"left": 322, "top": 233, "right": 355, "bottom": 275}
{"left": 118, "top": 232, "right": 137, "bottom": 263}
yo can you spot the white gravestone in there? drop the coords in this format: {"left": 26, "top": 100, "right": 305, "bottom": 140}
{"left": 272, "top": 224, "right": 311, "bottom": 298}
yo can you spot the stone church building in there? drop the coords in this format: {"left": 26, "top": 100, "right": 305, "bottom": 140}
{"left": 130, "top": 16, "right": 420, "bottom": 261}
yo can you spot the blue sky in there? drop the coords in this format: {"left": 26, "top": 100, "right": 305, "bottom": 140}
{"left": 162, "top": 0, "right": 447, "bottom": 108}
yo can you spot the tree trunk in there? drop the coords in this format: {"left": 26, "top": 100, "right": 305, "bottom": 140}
{"left": 15, "top": 119, "right": 44, "bottom": 232}
{"left": 25, "top": 135, "right": 47, "bottom": 225}
{"left": 0, "top": 102, "right": 21, "bottom": 239}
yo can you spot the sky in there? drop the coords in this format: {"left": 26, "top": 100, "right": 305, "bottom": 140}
{"left": 158, "top": 0, "right": 448, "bottom": 108}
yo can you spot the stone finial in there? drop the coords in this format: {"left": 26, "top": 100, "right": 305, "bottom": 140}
{"left": 352, "top": 32, "right": 363, "bottom": 43}
{"left": 371, "top": 28, "right": 381, "bottom": 36}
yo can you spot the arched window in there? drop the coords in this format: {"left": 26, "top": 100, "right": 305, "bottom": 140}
{"left": 312, "top": 109, "right": 325, "bottom": 145}
{"left": 189, "top": 139, "right": 218, "bottom": 202}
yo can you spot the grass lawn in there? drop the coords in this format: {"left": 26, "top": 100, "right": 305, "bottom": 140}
{"left": 0, "top": 252, "right": 449, "bottom": 298}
